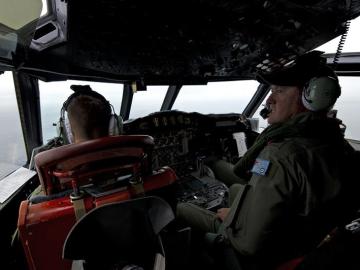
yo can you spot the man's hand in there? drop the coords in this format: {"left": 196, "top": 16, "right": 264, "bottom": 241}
{"left": 216, "top": 208, "right": 230, "bottom": 221}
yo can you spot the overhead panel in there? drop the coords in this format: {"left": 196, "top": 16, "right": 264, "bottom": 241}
{"left": 6, "top": 0, "right": 360, "bottom": 84}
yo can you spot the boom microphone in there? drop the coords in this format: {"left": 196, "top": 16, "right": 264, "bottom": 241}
{"left": 260, "top": 105, "right": 271, "bottom": 119}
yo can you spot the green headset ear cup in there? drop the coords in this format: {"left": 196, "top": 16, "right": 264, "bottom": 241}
{"left": 64, "top": 117, "right": 74, "bottom": 143}
{"left": 57, "top": 116, "right": 73, "bottom": 144}
{"left": 302, "top": 76, "right": 341, "bottom": 111}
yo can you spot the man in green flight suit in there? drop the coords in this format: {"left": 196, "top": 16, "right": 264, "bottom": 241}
{"left": 176, "top": 51, "right": 358, "bottom": 269}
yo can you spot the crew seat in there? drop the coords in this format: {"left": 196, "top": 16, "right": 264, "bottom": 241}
{"left": 18, "top": 135, "right": 178, "bottom": 270}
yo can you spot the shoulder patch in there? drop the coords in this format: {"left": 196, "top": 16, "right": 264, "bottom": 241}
{"left": 251, "top": 158, "right": 270, "bottom": 176}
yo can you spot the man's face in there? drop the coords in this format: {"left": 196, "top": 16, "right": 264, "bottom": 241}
{"left": 266, "top": 85, "right": 304, "bottom": 124}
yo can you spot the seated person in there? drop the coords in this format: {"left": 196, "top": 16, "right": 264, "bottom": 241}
{"left": 11, "top": 85, "right": 119, "bottom": 261}
{"left": 62, "top": 85, "right": 113, "bottom": 143}
{"left": 31, "top": 85, "right": 119, "bottom": 196}
{"left": 177, "top": 51, "right": 358, "bottom": 269}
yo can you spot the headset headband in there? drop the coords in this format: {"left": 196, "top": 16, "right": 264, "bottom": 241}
{"left": 62, "top": 85, "right": 110, "bottom": 112}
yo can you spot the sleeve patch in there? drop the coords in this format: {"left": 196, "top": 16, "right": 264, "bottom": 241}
{"left": 251, "top": 158, "right": 270, "bottom": 176}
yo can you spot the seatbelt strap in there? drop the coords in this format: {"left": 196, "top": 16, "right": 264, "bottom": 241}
{"left": 72, "top": 198, "right": 87, "bottom": 221}
{"left": 130, "top": 163, "right": 145, "bottom": 197}
{"left": 70, "top": 179, "right": 87, "bottom": 221}
{"left": 131, "top": 180, "right": 145, "bottom": 196}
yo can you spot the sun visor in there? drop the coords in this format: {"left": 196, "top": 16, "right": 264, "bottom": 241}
{"left": 0, "top": 0, "right": 42, "bottom": 60}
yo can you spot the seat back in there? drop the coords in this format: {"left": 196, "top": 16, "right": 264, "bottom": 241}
{"left": 35, "top": 135, "right": 154, "bottom": 195}
{"left": 63, "top": 196, "right": 174, "bottom": 270}
{"left": 20, "top": 135, "right": 178, "bottom": 270}
{"left": 18, "top": 167, "right": 177, "bottom": 270}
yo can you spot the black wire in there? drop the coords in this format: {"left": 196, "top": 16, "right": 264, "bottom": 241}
{"left": 333, "top": 21, "right": 351, "bottom": 69}
{"left": 333, "top": 0, "right": 353, "bottom": 69}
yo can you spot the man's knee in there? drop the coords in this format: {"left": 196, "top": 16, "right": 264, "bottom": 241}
{"left": 176, "top": 202, "right": 220, "bottom": 232}
{"left": 176, "top": 202, "right": 198, "bottom": 223}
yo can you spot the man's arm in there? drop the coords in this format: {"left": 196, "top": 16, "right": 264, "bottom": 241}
{"left": 224, "top": 155, "right": 300, "bottom": 256}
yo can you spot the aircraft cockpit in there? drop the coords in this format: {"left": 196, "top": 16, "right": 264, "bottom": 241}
{"left": 1, "top": 0, "right": 360, "bottom": 269}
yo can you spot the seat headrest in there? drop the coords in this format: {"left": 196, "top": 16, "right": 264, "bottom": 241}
{"left": 35, "top": 135, "right": 154, "bottom": 195}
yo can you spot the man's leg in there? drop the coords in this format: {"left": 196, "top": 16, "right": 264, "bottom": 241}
{"left": 229, "top": 183, "right": 243, "bottom": 206}
{"left": 176, "top": 202, "right": 221, "bottom": 233}
{"left": 176, "top": 203, "right": 223, "bottom": 269}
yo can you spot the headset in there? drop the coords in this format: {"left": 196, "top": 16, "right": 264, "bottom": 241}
{"left": 302, "top": 76, "right": 341, "bottom": 112}
{"left": 260, "top": 75, "right": 341, "bottom": 119}
{"left": 57, "top": 85, "right": 123, "bottom": 144}
{"left": 258, "top": 51, "right": 343, "bottom": 119}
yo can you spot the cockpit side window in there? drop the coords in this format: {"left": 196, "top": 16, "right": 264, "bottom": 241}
{"left": 0, "top": 72, "right": 27, "bottom": 179}
{"left": 334, "top": 76, "right": 360, "bottom": 141}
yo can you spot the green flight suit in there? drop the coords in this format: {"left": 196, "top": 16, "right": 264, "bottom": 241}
{"left": 177, "top": 112, "right": 357, "bottom": 265}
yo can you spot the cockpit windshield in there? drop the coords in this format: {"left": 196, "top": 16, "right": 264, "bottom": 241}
{"left": 173, "top": 81, "right": 258, "bottom": 114}
{"left": 39, "top": 80, "right": 260, "bottom": 142}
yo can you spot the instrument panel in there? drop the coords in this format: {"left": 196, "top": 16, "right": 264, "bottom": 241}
{"left": 123, "top": 110, "right": 254, "bottom": 176}
{"left": 123, "top": 110, "right": 256, "bottom": 210}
